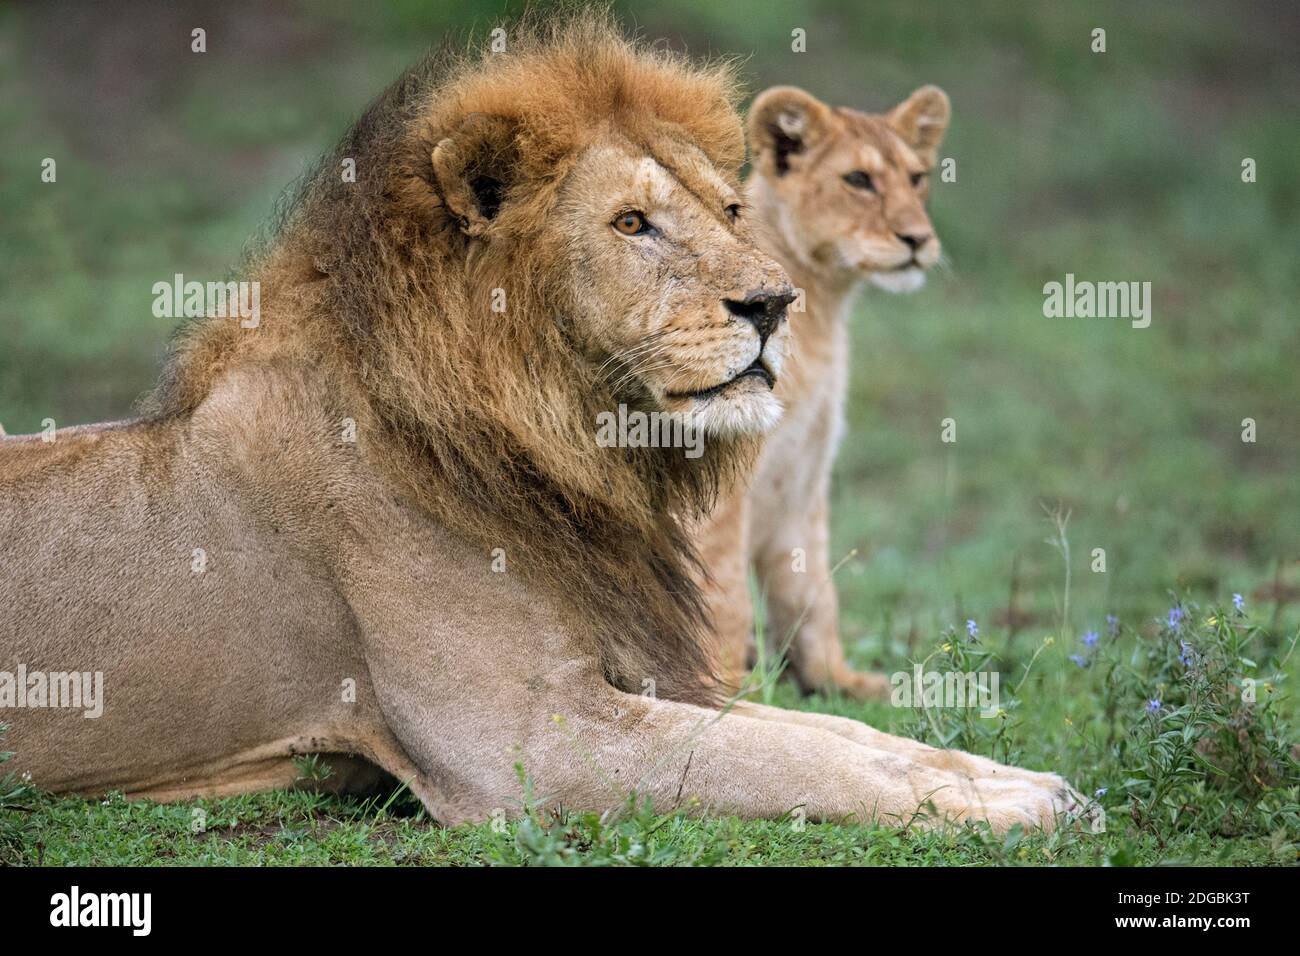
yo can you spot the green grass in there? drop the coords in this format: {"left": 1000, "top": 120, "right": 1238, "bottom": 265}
{"left": 2, "top": 1, "right": 1298, "bottom": 865}
{"left": 6, "top": 788, "right": 1287, "bottom": 867}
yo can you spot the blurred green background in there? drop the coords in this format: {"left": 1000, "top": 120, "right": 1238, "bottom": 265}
{"left": 2, "top": 0, "right": 1297, "bottom": 654}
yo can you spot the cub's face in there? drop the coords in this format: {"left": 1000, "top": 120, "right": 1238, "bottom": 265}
{"left": 747, "top": 85, "right": 950, "bottom": 294}
{"left": 553, "top": 131, "right": 794, "bottom": 438}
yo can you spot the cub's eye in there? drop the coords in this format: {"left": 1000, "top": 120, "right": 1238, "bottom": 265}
{"left": 612, "top": 211, "right": 652, "bottom": 236}
{"left": 842, "top": 170, "right": 875, "bottom": 192}
{"left": 725, "top": 203, "right": 741, "bottom": 223}
{"left": 910, "top": 172, "right": 926, "bottom": 187}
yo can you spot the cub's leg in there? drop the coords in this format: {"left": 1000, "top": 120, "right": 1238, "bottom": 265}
{"left": 693, "top": 487, "right": 754, "bottom": 693}
{"left": 754, "top": 496, "right": 890, "bottom": 699}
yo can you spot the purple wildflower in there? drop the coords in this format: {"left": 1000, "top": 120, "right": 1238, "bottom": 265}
{"left": 1094, "top": 787, "right": 1108, "bottom": 798}
{"left": 1106, "top": 614, "right": 1120, "bottom": 636}
{"left": 1146, "top": 698, "right": 1161, "bottom": 714}
{"left": 1167, "top": 607, "right": 1184, "bottom": 631}
{"left": 1232, "top": 593, "right": 1245, "bottom": 613}
{"left": 965, "top": 619, "right": 978, "bottom": 639}
{"left": 1069, "top": 654, "right": 1089, "bottom": 668}
{"left": 1082, "top": 630, "right": 1099, "bottom": 648}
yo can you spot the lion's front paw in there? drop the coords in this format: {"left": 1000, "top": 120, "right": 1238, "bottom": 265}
{"left": 911, "top": 767, "right": 1083, "bottom": 834}
{"left": 972, "top": 774, "right": 1085, "bottom": 833}
{"left": 1009, "top": 770, "right": 1099, "bottom": 830}
{"left": 940, "top": 752, "right": 1091, "bottom": 819}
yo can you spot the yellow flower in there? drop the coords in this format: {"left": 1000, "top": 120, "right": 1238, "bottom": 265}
{"left": 1064, "top": 716, "right": 1073, "bottom": 726}
{"left": 1206, "top": 616, "right": 1217, "bottom": 627}
{"left": 1044, "top": 636, "right": 1055, "bottom": 646}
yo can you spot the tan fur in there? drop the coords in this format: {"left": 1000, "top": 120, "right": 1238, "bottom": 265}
{"left": 0, "top": 15, "right": 1078, "bottom": 832}
{"left": 699, "top": 85, "right": 952, "bottom": 698}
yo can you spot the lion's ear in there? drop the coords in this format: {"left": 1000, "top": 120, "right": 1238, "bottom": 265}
{"left": 431, "top": 113, "right": 520, "bottom": 237}
{"left": 747, "top": 86, "right": 832, "bottom": 178}
{"left": 887, "top": 85, "right": 950, "bottom": 168}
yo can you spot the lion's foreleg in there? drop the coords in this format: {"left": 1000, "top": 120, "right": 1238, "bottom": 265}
{"left": 518, "top": 684, "right": 1081, "bottom": 832}
{"left": 730, "top": 700, "right": 1086, "bottom": 818}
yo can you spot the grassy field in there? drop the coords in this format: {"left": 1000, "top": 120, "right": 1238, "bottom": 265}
{"left": 2, "top": 0, "right": 1298, "bottom": 865}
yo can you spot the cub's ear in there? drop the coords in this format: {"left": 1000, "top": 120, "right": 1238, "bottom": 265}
{"left": 747, "top": 86, "right": 832, "bottom": 178}
{"left": 887, "top": 85, "right": 950, "bottom": 167}
{"left": 431, "top": 113, "right": 520, "bottom": 237}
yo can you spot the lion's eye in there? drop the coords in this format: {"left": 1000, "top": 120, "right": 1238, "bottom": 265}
{"left": 842, "top": 170, "right": 875, "bottom": 192}
{"left": 910, "top": 172, "right": 926, "bottom": 187}
{"left": 612, "top": 211, "right": 652, "bottom": 236}
{"left": 725, "top": 203, "right": 741, "bottom": 223}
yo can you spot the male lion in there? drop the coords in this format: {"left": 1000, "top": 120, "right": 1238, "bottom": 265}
{"left": 0, "top": 16, "right": 1077, "bottom": 831}
{"left": 698, "top": 84, "right": 951, "bottom": 698}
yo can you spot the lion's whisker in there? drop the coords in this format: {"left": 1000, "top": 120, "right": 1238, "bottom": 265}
{"left": 603, "top": 339, "right": 675, "bottom": 395}
{"left": 609, "top": 357, "right": 676, "bottom": 397}
{"left": 595, "top": 332, "right": 670, "bottom": 380}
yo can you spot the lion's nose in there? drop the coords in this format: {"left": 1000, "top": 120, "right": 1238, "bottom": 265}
{"left": 896, "top": 231, "right": 931, "bottom": 250}
{"left": 724, "top": 289, "right": 795, "bottom": 342}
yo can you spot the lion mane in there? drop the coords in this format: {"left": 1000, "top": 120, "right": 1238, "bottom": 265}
{"left": 144, "top": 11, "right": 748, "bottom": 706}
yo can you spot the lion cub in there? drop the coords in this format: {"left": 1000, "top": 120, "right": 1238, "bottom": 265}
{"left": 698, "top": 84, "right": 950, "bottom": 698}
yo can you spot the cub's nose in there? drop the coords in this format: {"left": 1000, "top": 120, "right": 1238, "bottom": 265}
{"left": 896, "top": 231, "right": 932, "bottom": 250}
{"left": 724, "top": 289, "right": 796, "bottom": 342}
